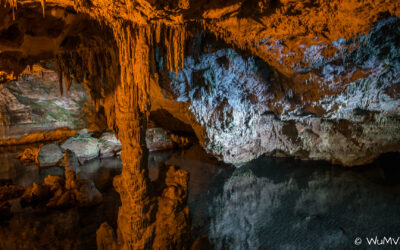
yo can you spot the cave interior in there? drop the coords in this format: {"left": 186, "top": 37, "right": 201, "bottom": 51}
{"left": 0, "top": 0, "right": 400, "bottom": 249}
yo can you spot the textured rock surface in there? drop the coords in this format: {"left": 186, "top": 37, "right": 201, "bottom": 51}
{"left": 146, "top": 127, "right": 175, "bottom": 151}
{"left": 146, "top": 127, "right": 191, "bottom": 151}
{"left": 163, "top": 19, "right": 400, "bottom": 166}
{"left": 21, "top": 151, "right": 103, "bottom": 208}
{"left": 0, "top": 1, "right": 398, "bottom": 168}
{"left": 1, "top": 0, "right": 400, "bottom": 249}
{"left": 0, "top": 69, "right": 89, "bottom": 140}
{"left": 16, "top": 146, "right": 40, "bottom": 164}
{"left": 61, "top": 135, "right": 100, "bottom": 163}
{"left": 37, "top": 142, "right": 64, "bottom": 167}
{"left": 98, "top": 131, "right": 122, "bottom": 158}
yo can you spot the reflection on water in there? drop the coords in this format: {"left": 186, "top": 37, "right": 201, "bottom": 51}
{"left": 1, "top": 145, "right": 400, "bottom": 249}
{"left": 208, "top": 156, "right": 400, "bottom": 250}
{"left": 0, "top": 146, "right": 123, "bottom": 250}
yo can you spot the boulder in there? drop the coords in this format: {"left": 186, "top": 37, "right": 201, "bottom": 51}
{"left": 98, "top": 132, "right": 122, "bottom": 158}
{"left": 61, "top": 136, "right": 100, "bottom": 163}
{"left": 37, "top": 143, "right": 64, "bottom": 167}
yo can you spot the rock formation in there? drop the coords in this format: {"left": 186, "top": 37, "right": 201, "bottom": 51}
{"left": 0, "top": 149, "right": 103, "bottom": 218}
{"left": 20, "top": 150, "right": 103, "bottom": 207}
{"left": 0, "top": 0, "right": 400, "bottom": 249}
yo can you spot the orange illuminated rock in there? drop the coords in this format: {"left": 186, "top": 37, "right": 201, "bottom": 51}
{"left": 19, "top": 150, "right": 103, "bottom": 208}
{"left": 0, "top": 128, "right": 77, "bottom": 146}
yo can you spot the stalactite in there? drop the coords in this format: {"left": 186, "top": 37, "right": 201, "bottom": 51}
{"left": 55, "top": 57, "right": 64, "bottom": 96}
{"left": 3, "top": 0, "right": 18, "bottom": 20}
{"left": 150, "top": 22, "right": 187, "bottom": 75}
{"left": 40, "top": 0, "right": 45, "bottom": 18}
{"left": 2, "top": 0, "right": 46, "bottom": 19}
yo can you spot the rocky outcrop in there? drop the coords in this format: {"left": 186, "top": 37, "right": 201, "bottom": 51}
{"left": 152, "top": 165, "right": 191, "bottom": 249}
{"left": 0, "top": 0, "right": 398, "bottom": 168}
{"left": 21, "top": 150, "right": 103, "bottom": 207}
{"left": 16, "top": 146, "right": 40, "bottom": 164}
{"left": 0, "top": 150, "right": 103, "bottom": 215}
{"left": 161, "top": 19, "right": 400, "bottom": 166}
{"left": 146, "top": 127, "right": 191, "bottom": 151}
{"left": 14, "top": 128, "right": 190, "bottom": 167}
{"left": 98, "top": 131, "right": 122, "bottom": 158}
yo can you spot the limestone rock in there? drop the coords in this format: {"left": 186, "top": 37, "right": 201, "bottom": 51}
{"left": 146, "top": 127, "right": 190, "bottom": 151}
{"left": 37, "top": 143, "right": 64, "bottom": 167}
{"left": 60, "top": 149, "right": 80, "bottom": 172}
{"left": 146, "top": 128, "right": 175, "bottom": 151}
{"left": 153, "top": 165, "right": 191, "bottom": 249}
{"left": 98, "top": 132, "right": 122, "bottom": 158}
{"left": 16, "top": 147, "right": 40, "bottom": 164}
{"left": 0, "top": 71, "right": 89, "bottom": 140}
{"left": 19, "top": 151, "right": 103, "bottom": 208}
{"left": 61, "top": 136, "right": 100, "bottom": 163}
{"left": 164, "top": 21, "right": 400, "bottom": 166}
{"left": 96, "top": 222, "right": 118, "bottom": 250}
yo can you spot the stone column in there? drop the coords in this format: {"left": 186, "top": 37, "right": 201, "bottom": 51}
{"left": 112, "top": 24, "right": 156, "bottom": 250}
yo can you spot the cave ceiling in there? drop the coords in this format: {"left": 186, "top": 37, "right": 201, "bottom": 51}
{"left": 1, "top": 0, "right": 399, "bottom": 77}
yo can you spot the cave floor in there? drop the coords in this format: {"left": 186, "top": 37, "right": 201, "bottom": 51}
{"left": 0, "top": 145, "right": 400, "bottom": 249}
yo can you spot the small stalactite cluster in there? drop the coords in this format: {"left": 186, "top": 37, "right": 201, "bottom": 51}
{"left": 54, "top": 34, "right": 120, "bottom": 131}
{"left": 152, "top": 22, "right": 187, "bottom": 75}
{"left": 1, "top": 0, "right": 17, "bottom": 19}
{"left": 1, "top": 0, "right": 46, "bottom": 19}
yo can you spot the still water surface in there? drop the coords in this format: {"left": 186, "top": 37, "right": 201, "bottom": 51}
{"left": 0, "top": 145, "right": 399, "bottom": 249}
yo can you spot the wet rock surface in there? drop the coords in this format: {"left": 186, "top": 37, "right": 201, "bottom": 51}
{"left": 16, "top": 128, "right": 191, "bottom": 167}
{"left": 98, "top": 132, "right": 122, "bottom": 158}
{"left": 161, "top": 20, "right": 400, "bottom": 166}
{"left": 61, "top": 135, "right": 100, "bottom": 163}
{"left": 37, "top": 143, "right": 64, "bottom": 167}
{"left": 146, "top": 127, "right": 191, "bottom": 151}
{"left": 10, "top": 151, "right": 104, "bottom": 209}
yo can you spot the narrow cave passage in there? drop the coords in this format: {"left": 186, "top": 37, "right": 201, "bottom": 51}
{"left": 0, "top": 1, "right": 400, "bottom": 250}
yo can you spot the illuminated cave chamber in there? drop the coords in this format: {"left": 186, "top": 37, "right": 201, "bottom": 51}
{"left": 0, "top": 0, "right": 400, "bottom": 249}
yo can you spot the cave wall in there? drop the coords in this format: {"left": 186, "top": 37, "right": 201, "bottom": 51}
{"left": 158, "top": 20, "right": 400, "bottom": 166}
{"left": 0, "top": 67, "right": 90, "bottom": 139}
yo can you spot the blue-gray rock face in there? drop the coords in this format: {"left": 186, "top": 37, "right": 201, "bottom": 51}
{"left": 164, "top": 17, "right": 400, "bottom": 166}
